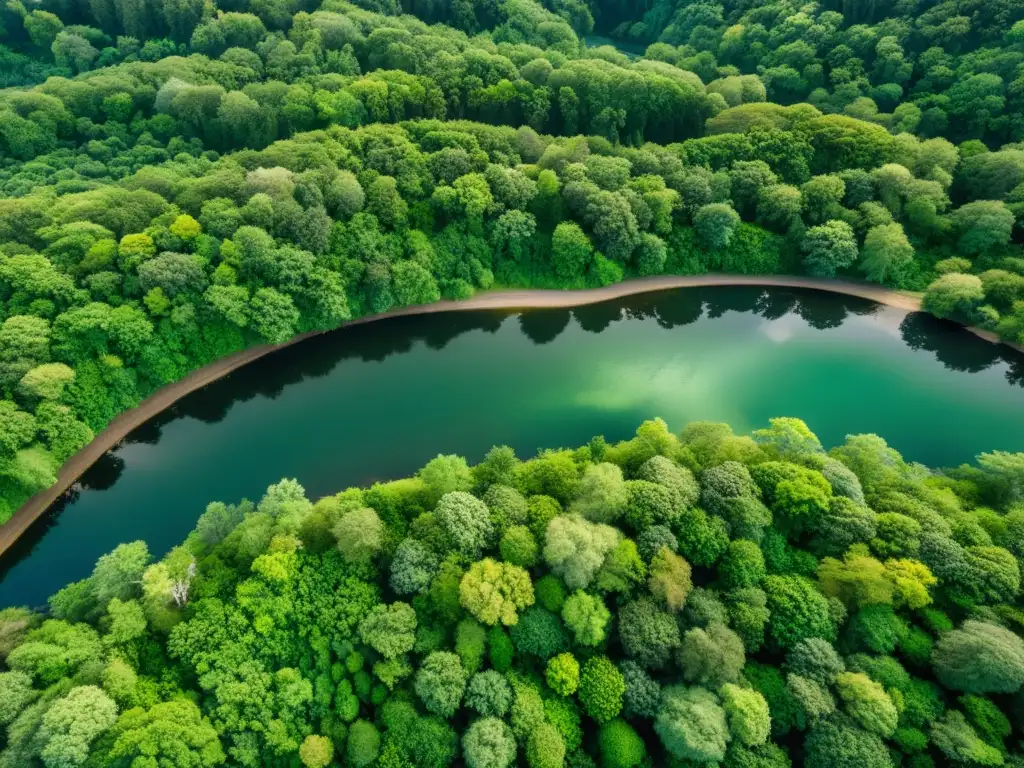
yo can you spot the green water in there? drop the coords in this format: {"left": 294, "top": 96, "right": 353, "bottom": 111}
{"left": 2, "top": 287, "right": 1024, "bottom": 608}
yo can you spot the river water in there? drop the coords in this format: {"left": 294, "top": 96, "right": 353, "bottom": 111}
{"left": 2, "top": 287, "right": 1023, "bottom": 607}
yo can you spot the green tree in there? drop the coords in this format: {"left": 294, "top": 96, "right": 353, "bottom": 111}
{"left": 933, "top": 620, "right": 1024, "bottom": 694}
{"left": 463, "top": 717, "right": 516, "bottom": 768}
{"left": 922, "top": 274, "right": 985, "bottom": 320}
{"left": 571, "top": 463, "right": 628, "bottom": 523}
{"left": 720, "top": 683, "right": 770, "bottom": 747}
{"left": 94, "top": 700, "right": 225, "bottom": 768}
{"left": 578, "top": 656, "right": 625, "bottom": 724}
{"left": 694, "top": 203, "right": 741, "bottom": 249}
{"left": 561, "top": 590, "right": 610, "bottom": 646}
{"left": 415, "top": 651, "right": 467, "bottom": 717}
{"left": 835, "top": 672, "right": 898, "bottom": 737}
{"left": 546, "top": 653, "right": 580, "bottom": 696}
{"left": 802, "top": 220, "right": 858, "bottom": 277}
{"left": 655, "top": 686, "right": 729, "bottom": 764}
{"left": 359, "top": 602, "right": 416, "bottom": 660}
{"left": 551, "top": 222, "right": 594, "bottom": 279}
{"left": 39, "top": 685, "right": 118, "bottom": 768}
{"left": 459, "top": 558, "right": 535, "bottom": 626}
{"left": 951, "top": 201, "right": 1014, "bottom": 256}
{"left": 860, "top": 224, "right": 917, "bottom": 286}
{"left": 597, "top": 719, "right": 646, "bottom": 768}
{"left": 543, "top": 515, "right": 620, "bottom": 590}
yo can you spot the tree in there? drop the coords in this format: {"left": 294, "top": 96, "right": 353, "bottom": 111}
{"left": 817, "top": 552, "right": 893, "bottom": 608}
{"left": 922, "top": 274, "right": 985, "bottom": 320}
{"left": 578, "top": 656, "right": 625, "bottom": 724}
{"left": 91, "top": 541, "right": 150, "bottom": 610}
{"left": 757, "top": 184, "right": 803, "bottom": 231}
{"left": 420, "top": 455, "right": 473, "bottom": 502}
{"left": 18, "top": 363, "right": 74, "bottom": 402}
{"left": 619, "top": 661, "right": 660, "bottom": 719}
{"left": 619, "top": 598, "right": 681, "bottom": 670}
{"left": 786, "top": 674, "right": 835, "bottom": 724}
{"left": 39, "top": 686, "right": 118, "bottom": 768}
{"left": 720, "top": 541, "right": 766, "bottom": 590}
{"left": 598, "top": 719, "right": 645, "bottom": 768}
{"left": 803, "top": 716, "right": 893, "bottom": 768}
{"left": 299, "top": 735, "right": 333, "bottom": 768}
{"left": 551, "top": 222, "right": 594, "bottom": 279}
{"left": 463, "top": 717, "right": 517, "bottom": 768}
{"left": 437, "top": 491, "right": 494, "bottom": 556}
{"left": 99, "top": 699, "right": 227, "bottom": 766}
{"left": 526, "top": 722, "right": 565, "bottom": 768}
{"left": 720, "top": 684, "right": 770, "bottom": 747}
{"left": 249, "top": 287, "right": 299, "bottom": 343}
{"left": 637, "top": 456, "right": 699, "bottom": 509}
{"left": 859, "top": 221, "right": 914, "bottom": 285}
{"left": 333, "top": 507, "right": 383, "bottom": 565}
{"left": 633, "top": 233, "right": 668, "bottom": 276}
{"left": 561, "top": 590, "right": 610, "bottom": 646}
{"left": 546, "top": 653, "right": 580, "bottom": 696}
{"left": 802, "top": 220, "right": 857, "bottom": 277}
{"left": 392, "top": 261, "right": 441, "bottom": 307}
{"left": 764, "top": 575, "right": 835, "bottom": 651}
{"left": 932, "top": 620, "right": 1024, "bottom": 694}
{"left": 694, "top": 203, "right": 740, "bottom": 249}
{"left": 648, "top": 547, "right": 692, "bottom": 612}
{"left": 655, "top": 686, "right": 729, "bottom": 764}
{"left": 571, "top": 463, "right": 628, "bottom": 523}
{"left": 543, "top": 515, "right": 620, "bottom": 590}
{"left": 930, "top": 710, "right": 1003, "bottom": 767}
{"left": 459, "top": 558, "right": 534, "bottom": 626}
{"left": 622, "top": 481, "right": 676, "bottom": 531}
{"left": 835, "top": 672, "right": 898, "bottom": 737}
{"left": 484, "top": 485, "right": 529, "bottom": 534}
{"left": 359, "top": 602, "right": 416, "bottom": 660}
{"left": 415, "top": 651, "right": 467, "bottom": 717}
{"left": 348, "top": 720, "right": 380, "bottom": 768}
{"left": 390, "top": 538, "right": 439, "bottom": 596}
{"left": 951, "top": 201, "right": 1014, "bottom": 256}
{"left": 510, "top": 607, "right": 569, "bottom": 660}
{"left": 679, "top": 622, "right": 746, "bottom": 687}
{"left": 500, "top": 526, "right": 538, "bottom": 567}
{"left": 458, "top": 619, "right": 489, "bottom": 676}
{"left": 786, "top": 638, "right": 845, "bottom": 684}
{"left": 0, "top": 670, "right": 34, "bottom": 727}
{"left": 466, "top": 670, "right": 512, "bottom": 717}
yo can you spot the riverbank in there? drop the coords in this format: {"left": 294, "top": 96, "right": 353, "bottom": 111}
{"left": 0, "top": 274, "right": 1010, "bottom": 558}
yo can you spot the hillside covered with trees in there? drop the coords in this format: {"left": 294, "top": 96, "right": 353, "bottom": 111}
{"left": 5, "top": 0, "right": 1024, "bottom": 522}
{"left": 1, "top": 417, "right": 1024, "bottom": 768}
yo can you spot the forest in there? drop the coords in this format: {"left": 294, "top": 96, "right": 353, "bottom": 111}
{"left": 1, "top": 416, "right": 1024, "bottom": 768}
{"left": 5, "top": 0, "right": 1024, "bottom": 521}
{"left": 3, "top": 0, "right": 1024, "bottom": 763}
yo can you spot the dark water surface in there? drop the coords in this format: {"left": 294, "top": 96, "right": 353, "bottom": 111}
{"left": 3, "top": 286, "right": 1024, "bottom": 607}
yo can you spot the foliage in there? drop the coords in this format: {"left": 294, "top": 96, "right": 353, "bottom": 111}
{"left": 2, "top": 415, "right": 1024, "bottom": 767}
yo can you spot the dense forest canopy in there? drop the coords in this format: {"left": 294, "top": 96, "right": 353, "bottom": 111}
{"left": 1, "top": 416, "right": 1024, "bottom": 768}
{"left": 2, "top": 0, "right": 1024, "bottom": 545}
{"left": 3, "top": 0, "right": 1024, "bottom": 766}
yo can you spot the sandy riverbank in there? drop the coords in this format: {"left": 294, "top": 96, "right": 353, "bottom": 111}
{"left": 0, "top": 274, "right": 1008, "bottom": 557}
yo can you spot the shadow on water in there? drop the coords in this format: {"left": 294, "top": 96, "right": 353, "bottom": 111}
{"left": 3, "top": 286, "right": 1024, "bottom": 595}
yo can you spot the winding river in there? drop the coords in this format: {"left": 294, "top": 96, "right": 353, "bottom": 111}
{"left": 2, "top": 285, "right": 1024, "bottom": 608}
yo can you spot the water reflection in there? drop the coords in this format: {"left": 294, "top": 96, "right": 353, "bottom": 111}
{"left": 41, "top": 287, "right": 1024, "bottom": 508}
{"left": 899, "top": 313, "right": 1003, "bottom": 373}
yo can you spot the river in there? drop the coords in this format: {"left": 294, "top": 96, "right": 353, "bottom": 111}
{"left": 2, "top": 286, "right": 1023, "bottom": 608}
